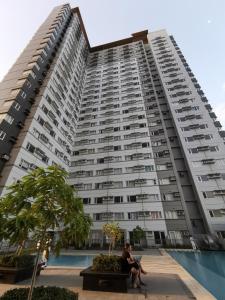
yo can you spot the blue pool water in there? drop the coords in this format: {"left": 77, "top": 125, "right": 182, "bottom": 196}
{"left": 48, "top": 255, "right": 94, "bottom": 267}
{"left": 169, "top": 251, "right": 225, "bottom": 300}
{"left": 48, "top": 254, "right": 141, "bottom": 268}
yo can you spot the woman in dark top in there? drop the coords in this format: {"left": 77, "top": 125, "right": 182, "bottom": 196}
{"left": 121, "top": 243, "right": 146, "bottom": 288}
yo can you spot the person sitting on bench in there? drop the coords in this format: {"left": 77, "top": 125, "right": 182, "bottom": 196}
{"left": 121, "top": 242, "right": 147, "bottom": 288}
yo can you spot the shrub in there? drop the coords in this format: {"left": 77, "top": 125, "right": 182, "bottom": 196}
{"left": 92, "top": 254, "right": 121, "bottom": 272}
{"left": 0, "top": 286, "right": 78, "bottom": 300}
{"left": 0, "top": 254, "right": 34, "bottom": 268}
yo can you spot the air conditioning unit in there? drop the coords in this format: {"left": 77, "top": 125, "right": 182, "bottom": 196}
{"left": 169, "top": 176, "right": 176, "bottom": 182}
{"left": 173, "top": 192, "right": 180, "bottom": 198}
{"left": 166, "top": 162, "right": 173, "bottom": 168}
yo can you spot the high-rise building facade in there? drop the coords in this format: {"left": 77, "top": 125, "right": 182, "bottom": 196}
{"left": 1, "top": 4, "right": 225, "bottom": 247}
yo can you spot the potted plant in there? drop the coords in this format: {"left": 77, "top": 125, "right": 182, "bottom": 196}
{"left": 80, "top": 223, "right": 129, "bottom": 293}
{"left": 0, "top": 165, "right": 92, "bottom": 300}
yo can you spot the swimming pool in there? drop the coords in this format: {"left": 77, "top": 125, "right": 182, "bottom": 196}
{"left": 47, "top": 254, "right": 142, "bottom": 268}
{"left": 48, "top": 255, "right": 94, "bottom": 267}
{"left": 169, "top": 250, "right": 225, "bottom": 300}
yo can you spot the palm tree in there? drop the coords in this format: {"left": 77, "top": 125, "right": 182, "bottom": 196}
{"left": 0, "top": 165, "right": 92, "bottom": 300}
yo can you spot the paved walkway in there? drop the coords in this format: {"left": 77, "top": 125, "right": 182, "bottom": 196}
{"left": 0, "top": 249, "right": 216, "bottom": 300}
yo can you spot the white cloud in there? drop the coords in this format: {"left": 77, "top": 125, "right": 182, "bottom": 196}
{"left": 207, "top": 20, "right": 212, "bottom": 24}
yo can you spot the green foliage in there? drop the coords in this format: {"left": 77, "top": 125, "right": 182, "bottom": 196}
{"left": 0, "top": 254, "right": 34, "bottom": 268}
{"left": 132, "top": 226, "right": 145, "bottom": 244}
{"left": 0, "top": 165, "right": 92, "bottom": 255}
{"left": 103, "top": 222, "right": 123, "bottom": 255}
{"left": 0, "top": 165, "right": 92, "bottom": 299}
{"left": 0, "top": 212, "right": 6, "bottom": 242}
{"left": 60, "top": 213, "right": 92, "bottom": 251}
{"left": 0, "top": 286, "right": 78, "bottom": 300}
{"left": 92, "top": 254, "right": 121, "bottom": 272}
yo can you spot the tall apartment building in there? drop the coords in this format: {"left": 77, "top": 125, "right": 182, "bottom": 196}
{"left": 1, "top": 4, "right": 225, "bottom": 247}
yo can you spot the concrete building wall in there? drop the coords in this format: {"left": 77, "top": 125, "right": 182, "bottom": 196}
{"left": 1, "top": 4, "right": 225, "bottom": 247}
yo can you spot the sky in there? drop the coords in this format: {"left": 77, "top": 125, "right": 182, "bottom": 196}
{"left": 0, "top": 0, "right": 225, "bottom": 127}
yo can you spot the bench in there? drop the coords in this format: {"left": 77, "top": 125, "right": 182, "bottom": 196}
{"left": 80, "top": 266, "right": 130, "bottom": 293}
{"left": 0, "top": 264, "right": 41, "bottom": 284}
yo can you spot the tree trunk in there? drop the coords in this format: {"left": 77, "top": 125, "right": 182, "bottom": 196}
{"left": 27, "top": 226, "right": 47, "bottom": 300}
{"left": 16, "top": 241, "right": 25, "bottom": 256}
{"left": 108, "top": 242, "right": 111, "bottom": 256}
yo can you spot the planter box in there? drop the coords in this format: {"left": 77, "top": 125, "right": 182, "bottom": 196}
{"left": 80, "top": 266, "right": 130, "bottom": 293}
{"left": 0, "top": 265, "right": 41, "bottom": 283}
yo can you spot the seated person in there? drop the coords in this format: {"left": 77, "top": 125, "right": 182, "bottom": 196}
{"left": 121, "top": 242, "right": 147, "bottom": 288}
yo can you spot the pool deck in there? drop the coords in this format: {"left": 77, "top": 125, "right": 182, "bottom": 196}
{"left": 0, "top": 249, "right": 216, "bottom": 300}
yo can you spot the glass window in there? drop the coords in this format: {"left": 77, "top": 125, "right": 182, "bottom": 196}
{"left": 0, "top": 130, "right": 6, "bottom": 140}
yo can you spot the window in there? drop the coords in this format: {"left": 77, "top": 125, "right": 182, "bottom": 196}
{"left": 202, "top": 191, "right": 214, "bottom": 199}
{"left": 28, "top": 62, "right": 40, "bottom": 71}
{"left": 217, "top": 231, "right": 225, "bottom": 239}
{"left": 142, "top": 142, "right": 149, "bottom": 148}
{"left": 127, "top": 195, "right": 136, "bottom": 203}
{"left": 114, "top": 145, "right": 121, "bottom": 151}
{"left": 94, "top": 197, "right": 103, "bottom": 204}
{"left": 165, "top": 210, "right": 184, "bottom": 219}
{"left": 0, "top": 130, "right": 6, "bottom": 140}
{"left": 163, "top": 193, "right": 174, "bottom": 201}
{"left": 14, "top": 102, "right": 21, "bottom": 111}
{"left": 19, "top": 159, "right": 37, "bottom": 171}
{"left": 4, "top": 114, "right": 14, "bottom": 125}
{"left": 83, "top": 198, "right": 91, "bottom": 205}
{"left": 145, "top": 165, "right": 154, "bottom": 172}
{"left": 159, "top": 178, "right": 170, "bottom": 185}
{"left": 114, "top": 196, "right": 123, "bottom": 203}
{"left": 114, "top": 212, "right": 124, "bottom": 220}
{"left": 209, "top": 209, "right": 225, "bottom": 218}
{"left": 26, "top": 143, "right": 35, "bottom": 153}
{"left": 21, "top": 91, "right": 27, "bottom": 99}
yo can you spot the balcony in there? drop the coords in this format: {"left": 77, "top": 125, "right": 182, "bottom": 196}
{"left": 202, "top": 159, "right": 215, "bottom": 165}
{"left": 207, "top": 173, "right": 221, "bottom": 180}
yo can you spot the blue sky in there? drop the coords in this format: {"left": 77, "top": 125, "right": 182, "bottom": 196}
{"left": 0, "top": 0, "right": 225, "bottom": 127}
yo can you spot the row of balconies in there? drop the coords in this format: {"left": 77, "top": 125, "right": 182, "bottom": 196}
{"left": 92, "top": 211, "right": 164, "bottom": 221}
{"left": 73, "top": 177, "right": 179, "bottom": 191}
{"left": 70, "top": 154, "right": 154, "bottom": 167}
{"left": 181, "top": 123, "right": 208, "bottom": 131}
{"left": 198, "top": 173, "right": 225, "bottom": 181}
{"left": 69, "top": 165, "right": 156, "bottom": 178}
{"left": 188, "top": 145, "right": 219, "bottom": 154}
{"left": 185, "top": 134, "right": 213, "bottom": 142}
